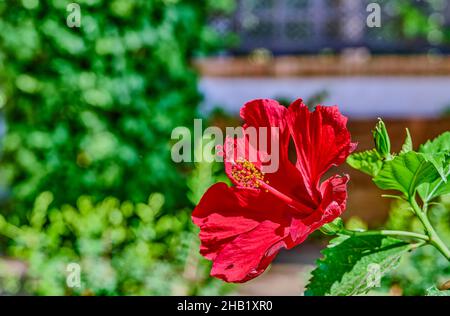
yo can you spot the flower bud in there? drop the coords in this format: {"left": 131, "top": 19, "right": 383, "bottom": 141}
{"left": 373, "top": 119, "right": 391, "bottom": 159}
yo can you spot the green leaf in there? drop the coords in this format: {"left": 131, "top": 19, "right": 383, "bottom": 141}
{"left": 400, "top": 128, "right": 413, "bottom": 154}
{"left": 426, "top": 286, "right": 450, "bottom": 296}
{"left": 305, "top": 235, "right": 411, "bottom": 296}
{"left": 419, "top": 178, "right": 450, "bottom": 202}
{"left": 417, "top": 132, "right": 450, "bottom": 201}
{"left": 420, "top": 131, "right": 450, "bottom": 154}
{"left": 418, "top": 157, "right": 450, "bottom": 202}
{"left": 419, "top": 131, "right": 450, "bottom": 178}
{"left": 373, "top": 151, "right": 441, "bottom": 198}
{"left": 421, "top": 152, "right": 447, "bottom": 180}
{"left": 347, "top": 149, "right": 383, "bottom": 177}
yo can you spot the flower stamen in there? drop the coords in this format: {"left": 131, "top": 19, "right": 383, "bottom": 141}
{"left": 231, "top": 158, "right": 265, "bottom": 189}
{"left": 231, "top": 159, "right": 313, "bottom": 213}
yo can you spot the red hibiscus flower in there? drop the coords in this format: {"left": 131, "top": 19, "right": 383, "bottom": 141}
{"left": 192, "top": 99, "right": 356, "bottom": 283}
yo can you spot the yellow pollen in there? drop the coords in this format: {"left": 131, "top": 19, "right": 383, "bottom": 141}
{"left": 231, "top": 159, "right": 265, "bottom": 189}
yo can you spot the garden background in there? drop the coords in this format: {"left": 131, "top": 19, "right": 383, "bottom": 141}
{"left": 0, "top": 0, "right": 449, "bottom": 296}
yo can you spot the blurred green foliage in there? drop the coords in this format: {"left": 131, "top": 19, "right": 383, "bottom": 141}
{"left": 391, "top": 0, "right": 450, "bottom": 45}
{"left": 0, "top": 190, "right": 232, "bottom": 295}
{"left": 0, "top": 0, "right": 236, "bottom": 295}
{"left": 382, "top": 195, "right": 450, "bottom": 295}
{"left": 0, "top": 0, "right": 234, "bottom": 219}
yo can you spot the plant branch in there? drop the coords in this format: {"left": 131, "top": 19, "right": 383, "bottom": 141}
{"left": 409, "top": 197, "right": 450, "bottom": 261}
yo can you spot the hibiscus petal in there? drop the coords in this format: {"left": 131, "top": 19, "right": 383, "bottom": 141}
{"left": 318, "top": 174, "right": 350, "bottom": 223}
{"left": 240, "top": 99, "right": 288, "bottom": 140}
{"left": 240, "top": 99, "right": 290, "bottom": 171}
{"left": 210, "top": 220, "right": 287, "bottom": 283}
{"left": 192, "top": 183, "right": 290, "bottom": 260}
{"left": 224, "top": 99, "right": 317, "bottom": 209}
{"left": 223, "top": 99, "right": 287, "bottom": 173}
{"left": 287, "top": 99, "right": 356, "bottom": 190}
{"left": 286, "top": 175, "right": 349, "bottom": 247}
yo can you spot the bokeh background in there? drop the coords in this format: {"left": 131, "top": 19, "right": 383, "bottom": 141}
{"left": 0, "top": 0, "right": 449, "bottom": 296}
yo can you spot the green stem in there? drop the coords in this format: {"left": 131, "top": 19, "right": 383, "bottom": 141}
{"left": 409, "top": 197, "right": 450, "bottom": 261}
{"left": 341, "top": 228, "right": 429, "bottom": 242}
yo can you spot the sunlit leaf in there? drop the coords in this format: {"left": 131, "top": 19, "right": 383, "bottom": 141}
{"left": 347, "top": 149, "right": 383, "bottom": 177}
{"left": 373, "top": 151, "right": 441, "bottom": 198}
{"left": 305, "top": 235, "right": 412, "bottom": 296}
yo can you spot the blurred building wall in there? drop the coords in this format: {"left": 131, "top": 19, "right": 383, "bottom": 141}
{"left": 200, "top": 76, "right": 450, "bottom": 118}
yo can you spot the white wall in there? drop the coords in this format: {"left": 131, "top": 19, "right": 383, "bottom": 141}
{"left": 200, "top": 76, "right": 450, "bottom": 118}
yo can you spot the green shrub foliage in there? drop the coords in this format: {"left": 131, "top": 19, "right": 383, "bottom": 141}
{"left": 0, "top": 192, "right": 233, "bottom": 295}
{"left": 0, "top": 0, "right": 233, "bottom": 217}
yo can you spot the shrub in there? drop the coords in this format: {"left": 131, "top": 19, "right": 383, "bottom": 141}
{"left": 0, "top": 0, "right": 234, "bottom": 219}
{"left": 0, "top": 0, "right": 236, "bottom": 295}
{"left": 0, "top": 135, "right": 233, "bottom": 295}
{"left": 0, "top": 190, "right": 232, "bottom": 295}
